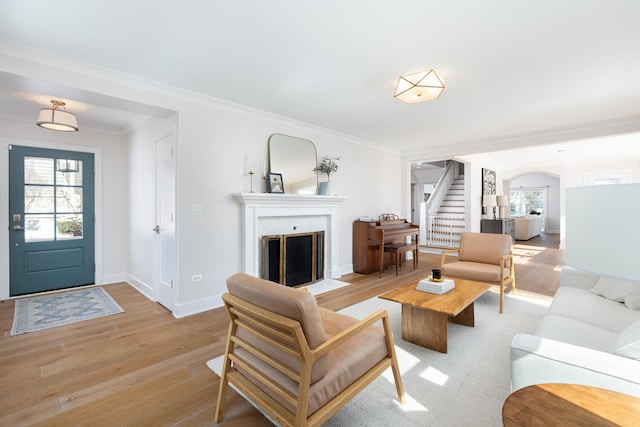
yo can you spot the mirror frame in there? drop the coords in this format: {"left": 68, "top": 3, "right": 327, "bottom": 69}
{"left": 268, "top": 134, "right": 318, "bottom": 194}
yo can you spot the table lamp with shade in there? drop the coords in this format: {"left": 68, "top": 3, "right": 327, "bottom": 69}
{"left": 497, "top": 195, "right": 510, "bottom": 219}
{"left": 483, "top": 195, "right": 497, "bottom": 219}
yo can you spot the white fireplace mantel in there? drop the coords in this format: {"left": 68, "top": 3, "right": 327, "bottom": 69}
{"left": 232, "top": 193, "right": 347, "bottom": 279}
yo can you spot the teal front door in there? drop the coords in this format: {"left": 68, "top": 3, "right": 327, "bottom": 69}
{"left": 9, "top": 145, "right": 95, "bottom": 296}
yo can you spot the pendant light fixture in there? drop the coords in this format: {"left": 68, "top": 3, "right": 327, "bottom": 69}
{"left": 394, "top": 69, "right": 445, "bottom": 104}
{"left": 36, "top": 100, "right": 79, "bottom": 132}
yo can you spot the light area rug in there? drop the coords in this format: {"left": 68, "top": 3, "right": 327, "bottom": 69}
{"left": 11, "top": 287, "right": 124, "bottom": 336}
{"left": 208, "top": 289, "right": 550, "bottom": 426}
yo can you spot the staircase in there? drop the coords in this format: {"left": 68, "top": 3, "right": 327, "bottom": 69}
{"left": 423, "top": 160, "right": 466, "bottom": 248}
{"left": 428, "top": 176, "right": 465, "bottom": 248}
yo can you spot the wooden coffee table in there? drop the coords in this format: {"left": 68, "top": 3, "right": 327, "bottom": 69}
{"left": 379, "top": 278, "right": 490, "bottom": 353}
{"left": 503, "top": 383, "right": 640, "bottom": 426}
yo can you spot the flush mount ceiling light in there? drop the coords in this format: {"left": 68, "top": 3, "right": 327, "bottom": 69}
{"left": 394, "top": 69, "right": 445, "bottom": 104}
{"left": 36, "top": 100, "right": 79, "bottom": 132}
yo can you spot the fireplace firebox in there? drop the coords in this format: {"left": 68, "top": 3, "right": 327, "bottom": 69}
{"left": 261, "top": 231, "right": 325, "bottom": 287}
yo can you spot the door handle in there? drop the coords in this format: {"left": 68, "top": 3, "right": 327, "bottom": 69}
{"left": 12, "top": 225, "right": 25, "bottom": 231}
{"left": 153, "top": 225, "right": 160, "bottom": 234}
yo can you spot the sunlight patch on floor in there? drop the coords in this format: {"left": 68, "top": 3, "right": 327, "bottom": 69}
{"left": 419, "top": 366, "right": 449, "bottom": 386}
{"left": 382, "top": 346, "right": 420, "bottom": 379}
{"left": 394, "top": 393, "right": 429, "bottom": 413}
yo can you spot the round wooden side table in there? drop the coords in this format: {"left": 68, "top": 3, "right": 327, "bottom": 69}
{"left": 502, "top": 383, "right": 640, "bottom": 426}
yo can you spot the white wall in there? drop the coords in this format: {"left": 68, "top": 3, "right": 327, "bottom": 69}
{"left": 169, "top": 105, "right": 402, "bottom": 315}
{"left": 0, "top": 117, "right": 129, "bottom": 299}
{"left": 504, "top": 156, "right": 640, "bottom": 247}
{"left": 0, "top": 50, "right": 403, "bottom": 316}
{"left": 566, "top": 184, "right": 640, "bottom": 281}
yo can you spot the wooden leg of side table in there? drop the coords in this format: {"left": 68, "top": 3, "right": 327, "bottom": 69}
{"left": 401, "top": 304, "right": 449, "bottom": 353}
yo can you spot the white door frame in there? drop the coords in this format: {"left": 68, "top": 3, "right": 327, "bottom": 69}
{"left": 153, "top": 126, "right": 177, "bottom": 312}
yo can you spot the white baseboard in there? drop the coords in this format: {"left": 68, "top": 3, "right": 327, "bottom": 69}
{"left": 334, "top": 263, "right": 353, "bottom": 277}
{"left": 124, "top": 274, "right": 223, "bottom": 318}
{"left": 173, "top": 294, "right": 223, "bottom": 318}
{"left": 126, "top": 274, "right": 155, "bottom": 302}
{"left": 101, "top": 272, "right": 128, "bottom": 285}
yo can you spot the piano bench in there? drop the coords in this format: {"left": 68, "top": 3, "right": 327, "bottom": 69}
{"left": 383, "top": 243, "right": 418, "bottom": 275}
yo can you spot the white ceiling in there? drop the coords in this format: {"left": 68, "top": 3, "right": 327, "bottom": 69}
{"left": 1, "top": 1, "right": 640, "bottom": 158}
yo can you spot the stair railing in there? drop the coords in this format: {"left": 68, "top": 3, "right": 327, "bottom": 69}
{"left": 428, "top": 216, "right": 456, "bottom": 247}
{"left": 426, "top": 161, "right": 461, "bottom": 248}
{"left": 425, "top": 161, "right": 455, "bottom": 220}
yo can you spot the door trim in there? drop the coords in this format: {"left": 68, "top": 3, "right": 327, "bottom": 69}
{"left": 0, "top": 137, "right": 103, "bottom": 300}
{"left": 153, "top": 126, "right": 177, "bottom": 313}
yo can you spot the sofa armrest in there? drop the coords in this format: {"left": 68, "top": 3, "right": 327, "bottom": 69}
{"left": 560, "top": 265, "right": 600, "bottom": 290}
{"left": 511, "top": 333, "right": 640, "bottom": 398}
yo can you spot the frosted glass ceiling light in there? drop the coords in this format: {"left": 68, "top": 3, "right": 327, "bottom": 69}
{"left": 394, "top": 69, "right": 445, "bottom": 104}
{"left": 37, "top": 100, "right": 79, "bottom": 132}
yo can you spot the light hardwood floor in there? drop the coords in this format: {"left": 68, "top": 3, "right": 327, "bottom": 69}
{"left": 0, "top": 233, "right": 563, "bottom": 426}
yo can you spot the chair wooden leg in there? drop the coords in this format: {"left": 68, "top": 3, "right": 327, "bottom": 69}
{"left": 499, "top": 281, "right": 504, "bottom": 314}
{"left": 382, "top": 315, "right": 405, "bottom": 404}
{"left": 214, "top": 357, "right": 231, "bottom": 422}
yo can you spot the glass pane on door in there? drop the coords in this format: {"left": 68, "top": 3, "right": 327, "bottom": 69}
{"left": 22, "top": 156, "right": 84, "bottom": 242}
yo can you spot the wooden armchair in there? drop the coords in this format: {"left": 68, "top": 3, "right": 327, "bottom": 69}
{"left": 215, "top": 273, "right": 405, "bottom": 427}
{"left": 440, "top": 232, "right": 515, "bottom": 313}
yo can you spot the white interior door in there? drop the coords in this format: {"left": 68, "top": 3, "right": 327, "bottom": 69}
{"left": 154, "top": 128, "right": 176, "bottom": 311}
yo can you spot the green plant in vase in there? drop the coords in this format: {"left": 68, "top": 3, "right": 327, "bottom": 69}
{"left": 313, "top": 156, "right": 339, "bottom": 195}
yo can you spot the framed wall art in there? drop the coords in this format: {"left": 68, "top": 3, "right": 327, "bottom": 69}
{"left": 267, "top": 172, "right": 284, "bottom": 194}
{"left": 482, "top": 168, "right": 496, "bottom": 214}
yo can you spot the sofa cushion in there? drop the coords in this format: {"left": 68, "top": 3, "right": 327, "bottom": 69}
{"left": 560, "top": 266, "right": 601, "bottom": 290}
{"left": 226, "top": 272, "right": 329, "bottom": 383}
{"left": 441, "top": 261, "right": 510, "bottom": 282}
{"left": 613, "top": 321, "right": 640, "bottom": 360}
{"left": 535, "top": 314, "right": 618, "bottom": 352}
{"left": 549, "top": 287, "right": 640, "bottom": 334}
{"left": 590, "top": 276, "right": 640, "bottom": 302}
{"left": 626, "top": 290, "right": 640, "bottom": 311}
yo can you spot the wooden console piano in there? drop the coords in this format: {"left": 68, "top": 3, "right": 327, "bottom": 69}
{"left": 353, "top": 219, "right": 419, "bottom": 276}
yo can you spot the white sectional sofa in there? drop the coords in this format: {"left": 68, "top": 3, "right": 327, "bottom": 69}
{"left": 510, "top": 266, "right": 640, "bottom": 397}
{"left": 514, "top": 215, "right": 543, "bottom": 240}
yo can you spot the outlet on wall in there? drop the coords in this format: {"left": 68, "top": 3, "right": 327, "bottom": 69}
{"left": 192, "top": 274, "right": 202, "bottom": 282}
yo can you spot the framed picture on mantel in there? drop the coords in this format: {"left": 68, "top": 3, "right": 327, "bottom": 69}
{"left": 267, "top": 173, "right": 284, "bottom": 194}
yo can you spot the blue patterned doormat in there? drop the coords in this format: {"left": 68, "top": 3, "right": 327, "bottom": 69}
{"left": 11, "top": 287, "right": 124, "bottom": 336}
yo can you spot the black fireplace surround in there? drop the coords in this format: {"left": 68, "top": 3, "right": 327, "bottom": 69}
{"left": 261, "top": 231, "right": 325, "bottom": 287}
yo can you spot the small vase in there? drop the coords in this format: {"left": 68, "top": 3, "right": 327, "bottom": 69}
{"left": 317, "top": 181, "right": 330, "bottom": 195}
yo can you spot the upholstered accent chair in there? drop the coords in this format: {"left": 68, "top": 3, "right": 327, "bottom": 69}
{"left": 440, "top": 232, "right": 515, "bottom": 313}
{"left": 214, "top": 273, "right": 405, "bottom": 427}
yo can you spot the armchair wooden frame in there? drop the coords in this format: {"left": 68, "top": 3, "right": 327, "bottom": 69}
{"left": 214, "top": 293, "right": 405, "bottom": 427}
{"left": 440, "top": 249, "right": 515, "bottom": 313}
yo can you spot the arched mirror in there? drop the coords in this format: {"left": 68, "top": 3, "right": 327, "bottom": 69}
{"left": 268, "top": 134, "right": 318, "bottom": 194}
